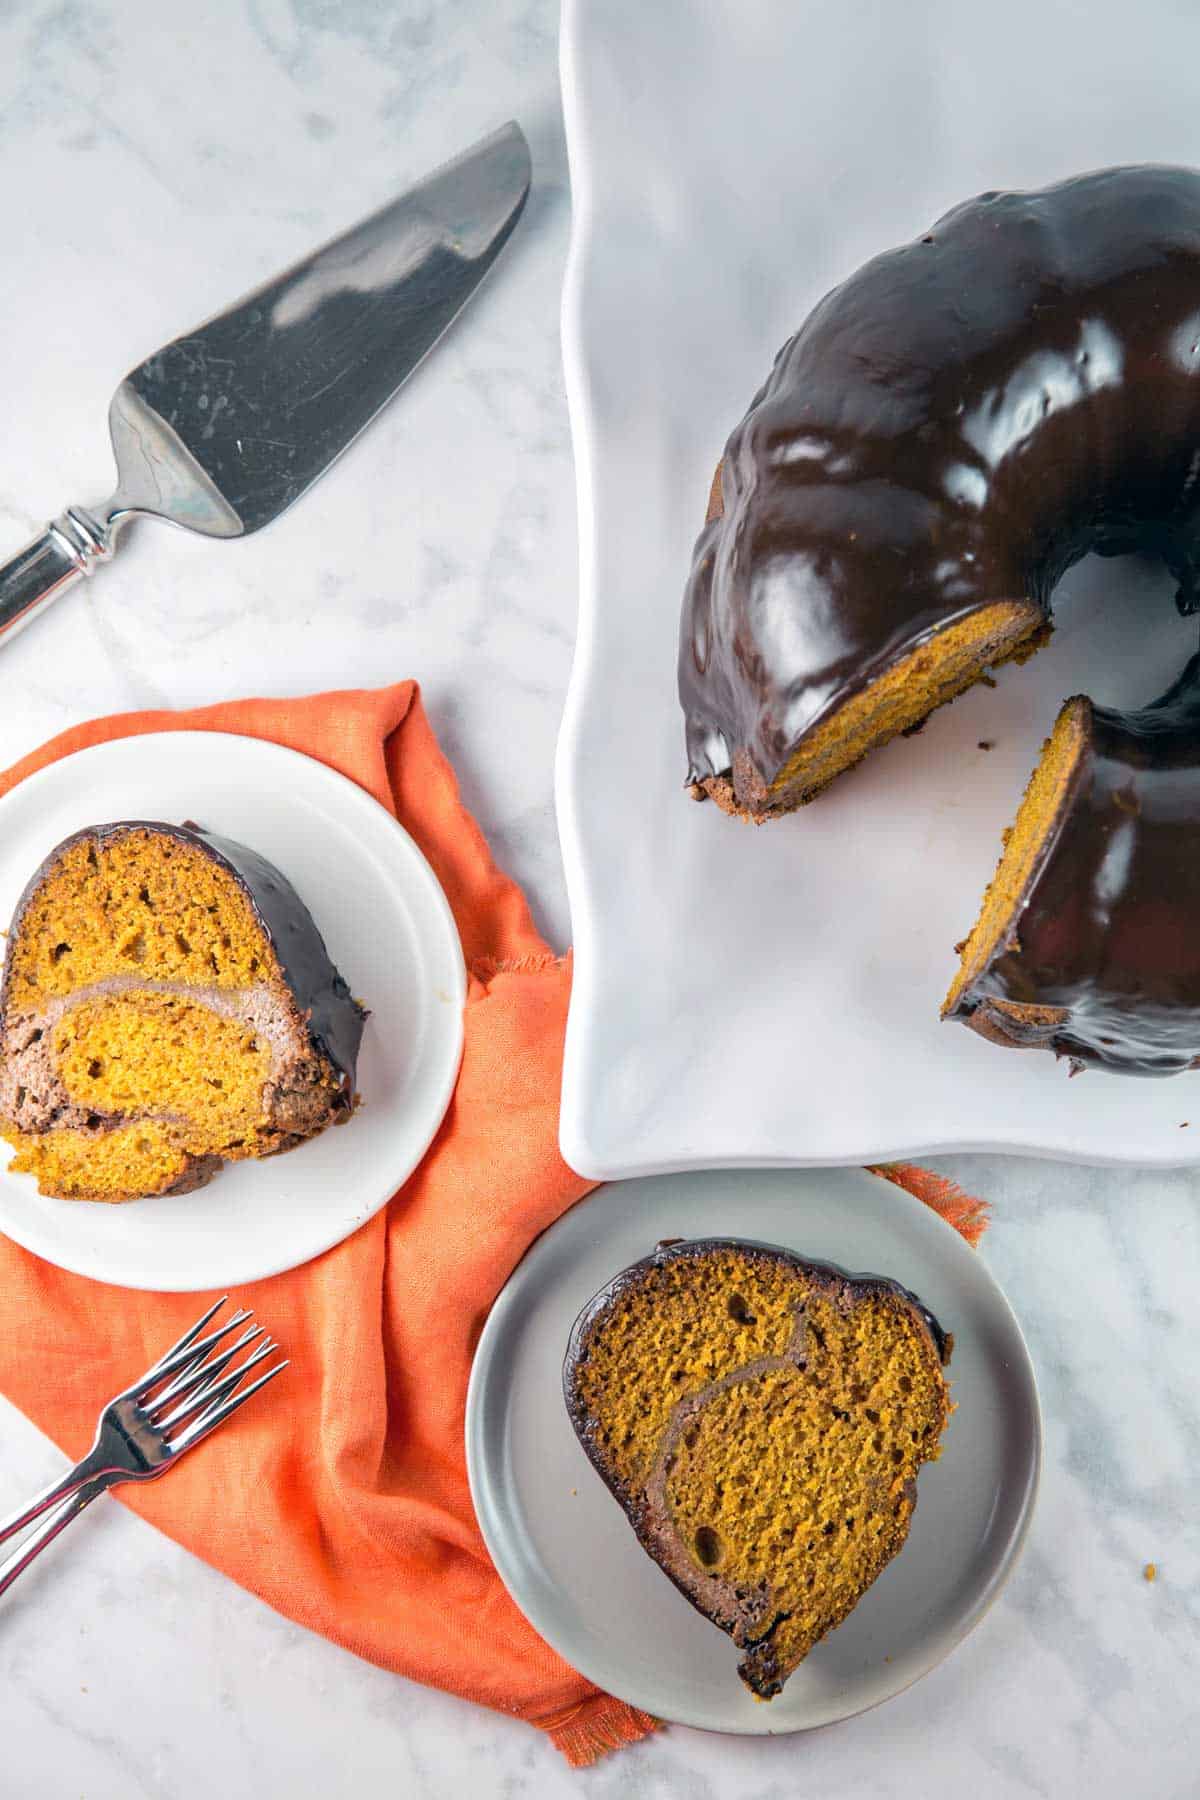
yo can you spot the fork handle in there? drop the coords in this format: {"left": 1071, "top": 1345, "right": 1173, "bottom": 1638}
{"left": 0, "top": 1446, "right": 113, "bottom": 1546}
{"left": 0, "top": 1480, "right": 104, "bottom": 1600}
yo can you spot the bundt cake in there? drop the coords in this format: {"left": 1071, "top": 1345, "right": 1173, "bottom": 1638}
{"left": 0, "top": 822, "right": 366, "bottom": 1201}
{"left": 564, "top": 1239, "right": 952, "bottom": 1698}
{"left": 679, "top": 163, "right": 1200, "bottom": 1073}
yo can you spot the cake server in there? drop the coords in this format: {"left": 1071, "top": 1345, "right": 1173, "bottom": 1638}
{"left": 0, "top": 121, "right": 531, "bottom": 647}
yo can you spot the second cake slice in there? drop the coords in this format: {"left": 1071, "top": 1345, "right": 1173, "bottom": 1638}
{"left": 564, "top": 1238, "right": 952, "bottom": 1698}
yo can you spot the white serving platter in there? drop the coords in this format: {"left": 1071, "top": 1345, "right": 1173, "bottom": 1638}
{"left": 556, "top": 0, "right": 1200, "bottom": 1175}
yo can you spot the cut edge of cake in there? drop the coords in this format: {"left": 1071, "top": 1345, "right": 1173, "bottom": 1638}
{"left": 942, "top": 696, "right": 1092, "bottom": 1046}
{"left": 688, "top": 458, "right": 1051, "bottom": 821}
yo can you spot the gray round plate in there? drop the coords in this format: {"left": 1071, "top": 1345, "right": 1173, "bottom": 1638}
{"left": 465, "top": 1167, "right": 1041, "bottom": 1733}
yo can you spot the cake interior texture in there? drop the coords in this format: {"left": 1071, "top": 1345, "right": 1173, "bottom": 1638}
{"left": 694, "top": 463, "right": 1050, "bottom": 818}
{"left": 767, "top": 601, "right": 1049, "bottom": 813}
{"left": 0, "top": 827, "right": 356, "bottom": 1201}
{"left": 566, "top": 1242, "right": 950, "bottom": 1697}
{"left": 943, "top": 697, "right": 1089, "bottom": 1028}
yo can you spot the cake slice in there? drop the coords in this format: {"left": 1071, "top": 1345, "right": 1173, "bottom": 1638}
{"left": 0, "top": 822, "right": 366, "bottom": 1201}
{"left": 564, "top": 1239, "right": 952, "bottom": 1698}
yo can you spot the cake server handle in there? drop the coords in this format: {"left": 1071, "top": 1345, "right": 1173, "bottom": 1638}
{"left": 0, "top": 504, "right": 124, "bottom": 646}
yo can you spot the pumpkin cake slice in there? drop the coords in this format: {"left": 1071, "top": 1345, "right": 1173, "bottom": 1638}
{"left": 0, "top": 821, "right": 366, "bottom": 1202}
{"left": 564, "top": 1239, "right": 952, "bottom": 1698}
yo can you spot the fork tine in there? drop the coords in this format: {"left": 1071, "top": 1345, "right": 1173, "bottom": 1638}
{"left": 119, "top": 1337, "right": 209, "bottom": 1402}
{"left": 148, "top": 1298, "right": 228, "bottom": 1374}
{"left": 144, "top": 1326, "right": 264, "bottom": 1418}
{"left": 170, "top": 1359, "right": 288, "bottom": 1451}
{"left": 131, "top": 1309, "right": 253, "bottom": 1401}
{"left": 110, "top": 1302, "right": 228, "bottom": 1402}
{"left": 156, "top": 1339, "right": 278, "bottom": 1434}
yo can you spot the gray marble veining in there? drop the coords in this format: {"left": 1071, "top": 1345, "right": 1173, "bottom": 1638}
{"left": 0, "top": 2, "right": 1195, "bottom": 1797}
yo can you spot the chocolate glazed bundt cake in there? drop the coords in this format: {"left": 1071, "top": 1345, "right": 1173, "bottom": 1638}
{"left": 565, "top": 1239, "right": 952, "bottom": 1698}
{"left": 0, "top": 822, "right": 366, "bottom": 1201}
{"left": 680, "top": 163, "right": 1200, "bottom": 1074}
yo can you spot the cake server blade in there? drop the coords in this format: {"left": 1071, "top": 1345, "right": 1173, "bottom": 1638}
{"left": 0, "top": 120, "right": 531, "bottom": 646}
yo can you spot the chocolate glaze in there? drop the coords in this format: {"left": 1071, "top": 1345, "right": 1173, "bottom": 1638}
{"left": 680, "top": 165, "right": 1200, "bottom": 799}
{"left": 563, "top": 1238, "right": 950, "bottom": 1695}
{"left": 949, "top": 662, "right": 1200, "bottom": 1074}
{"left": 182, "top": 822, "right": 367, "bottom": 1095}
{"left": 0, "top": 821, "right": 366, "bottom": 1103}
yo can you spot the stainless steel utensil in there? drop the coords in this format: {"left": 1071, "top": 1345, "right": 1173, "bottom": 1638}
{"left": 0, "top": 120, "right": 531, "bottom": 646}
{"left": 0, "top": 1297, "right": 286, "bottom": 1597}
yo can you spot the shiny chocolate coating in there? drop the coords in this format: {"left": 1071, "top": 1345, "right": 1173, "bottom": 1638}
{"left": 680, "top": 166, "right": 1200, "bottom": 794}
{"left": 949, "top": 663, "right": 1200, "bottom": 1074}
{"left": 184, "top": 822, "right": 367, "bottom": 1095}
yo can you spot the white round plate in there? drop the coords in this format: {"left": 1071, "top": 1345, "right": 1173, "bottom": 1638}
{"left": 0, "top": 732, "right": 465, "bottom": 1291}
{"left": 467, "top": 1167, "right": 1040, "bottom": 1733}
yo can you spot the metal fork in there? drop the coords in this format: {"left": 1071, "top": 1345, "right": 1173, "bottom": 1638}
{"left": 0, "top": 1297, "right": 286, "bottom": 1597}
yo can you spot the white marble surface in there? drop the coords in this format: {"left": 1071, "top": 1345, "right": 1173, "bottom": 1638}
{"left": 0, "top": 3, "right": 1195, "bottom": 1796}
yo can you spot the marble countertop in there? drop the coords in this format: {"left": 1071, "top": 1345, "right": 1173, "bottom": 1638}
{"left": 0, "top": 3, "right": 1195, "bottom": 1795}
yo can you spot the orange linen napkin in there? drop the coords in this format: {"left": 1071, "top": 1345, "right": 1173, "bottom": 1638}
{"left": 0, "top": 686, "right": 988, "bottom": 1767}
